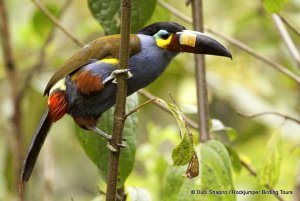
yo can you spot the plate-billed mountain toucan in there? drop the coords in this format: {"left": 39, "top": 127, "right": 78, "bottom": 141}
{"left": 20, "top": 22, "right": 231, "bottom": 185}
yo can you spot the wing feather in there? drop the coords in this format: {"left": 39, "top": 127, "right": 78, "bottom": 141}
{"left": 44, "top": 34, "right": 141, "bottom": 95}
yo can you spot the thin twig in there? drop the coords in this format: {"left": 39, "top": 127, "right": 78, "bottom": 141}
{"left": 138, "top": 89, "right": 199, "bottom": 130}
{"left": 272, "top": 13, "right": 300, "bottom": 69}
{"left": 168, "top": 91, "right": 194, "bottom": 141}
{"left": 237, "top": 111, "right": 300, "bottom": 125}
{"left": 206, "top": 28, "right": 300, "bottom": 85}
{"left": 31, "top": 0, "right": 84, "bottom": 47}
{"left": 157, "top": 0, "right": 192, "bottom": 23}
{"left": 157, "top": 0, "right": 300, "bottom": 85}
{"left": 279, "top": 14, "right": 300, "bottom": 38}
{"left": 123, "top": 98, "right": 157, "bottom": 119}
{"left": 191, "top": 0, "right": 210, "bottom": 142}
{"left": 106, "top": 0, "right": 131, "bottom": 200}
{"left": 18, "top": 0, "right": 73, "bottom": 101}
{"left": 241, "top": 160, "right": 286, "bottom": 201}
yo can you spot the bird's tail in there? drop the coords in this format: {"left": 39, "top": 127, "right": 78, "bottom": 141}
{"left": 19, "top": 109, "right": 52, "bottom": 190}
{"left": 19, "top": 89, "right": 67, "bottom": 192}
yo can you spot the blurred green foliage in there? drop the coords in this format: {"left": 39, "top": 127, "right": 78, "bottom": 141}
{"left": 263, "top": 0, "right": 288, "bottom": 13}
{"left": 0, "top": 0, "right": 300, "bottom": 201}
{"left": 88, "top": 0, "right": 156, "bottom": 34}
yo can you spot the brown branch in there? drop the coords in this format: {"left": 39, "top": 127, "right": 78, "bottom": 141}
{"left": 105, "top": 0, "right": 131, "bottom": 200}
{"left": 157, "top": 0, "right": 300, "bottom": 85}
{"left": 237, "top": 111, "right": 300, "bottom": 125}
{"left": 31, "top": 0, "right": 84, "bottom": 47}
{"left": 190, "top": 0, "right": 210, "bottom": 142}
{"left": 0, "top": 0, "right": 24, "bottom": 198}
{"left": 123, "top": 98, "right": 157, "bottom": 119}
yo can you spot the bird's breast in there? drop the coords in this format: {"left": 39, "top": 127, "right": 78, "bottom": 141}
{"left": 127, "top": 35, "right": 177, "bottom": 93}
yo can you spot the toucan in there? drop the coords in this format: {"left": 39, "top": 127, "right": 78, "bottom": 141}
{"left": 20, "top": 22, "right": 231, "bottom": 185}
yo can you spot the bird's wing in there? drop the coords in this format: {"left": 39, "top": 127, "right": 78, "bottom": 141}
{"left": 44, "top": 34, "right": 141, "bottom": 96}
{"left": 70, "top": 59, "right": 119, "bottom": 95}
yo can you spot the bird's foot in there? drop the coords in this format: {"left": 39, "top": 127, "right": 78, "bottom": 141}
{"left": 103, "top": 69, "right": 132, "bottom": 85}
{"left": 90, "top": 126, "right": 126, "bottom": 152}
{"left": 107, "top": 141, "right": 126, "bottom": 152}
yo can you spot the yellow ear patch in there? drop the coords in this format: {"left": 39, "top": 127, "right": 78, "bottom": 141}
{"left": 156, "top": 34, "right": 173, "bottom": 48}
{"left": 179, "top": 32, "right": 197, "bottom": 47}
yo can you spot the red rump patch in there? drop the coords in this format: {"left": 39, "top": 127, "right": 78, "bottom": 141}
{"left": 48, "top": 91, "right": 67, "bottom": 122}
{"left": 76, "top": 71, "right": 104, "bottom": 95}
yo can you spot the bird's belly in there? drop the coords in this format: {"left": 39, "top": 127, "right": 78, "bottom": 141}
{"left": 66, "top": 77, "right": 117, "bottom": 118}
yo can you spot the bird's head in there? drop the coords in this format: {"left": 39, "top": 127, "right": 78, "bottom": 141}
{"left": 137, "top": 22, "right": 232, "bottom": 59}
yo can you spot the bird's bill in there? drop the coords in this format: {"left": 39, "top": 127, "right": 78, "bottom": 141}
{"left": 167, "top": 30, "right": 232, "bottom": 58}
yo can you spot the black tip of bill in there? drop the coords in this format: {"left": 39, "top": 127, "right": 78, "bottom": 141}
{"left": 195, "top": 32, "right": 232, "bottom": 59}
{"left": 176, "top": 30, "right": 232, "bottom": 59}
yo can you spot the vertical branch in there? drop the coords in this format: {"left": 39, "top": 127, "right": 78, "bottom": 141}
{"left": 106, "top": 0, "right": 131, "bottom": 200}
{"left": 191, "top": 0, "right": 210, "bottom": 142}
{"left": 0, "top": 0, "right": 24, "bottom": 197}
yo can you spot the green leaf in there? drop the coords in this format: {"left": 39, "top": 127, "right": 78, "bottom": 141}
{"left": 258, "top": 132, "right": 282, "bottom": 187}
{"left": 75, "top": 93, "right": 138, "bottom": 187}
{"left": 130, "top": 0, "right": 157, "bottom": 33}
{"left": 227, "top": 147, "right": 242, "bottom": 174}
{"left": 31, "top": 4, "right": 59, "bottom": 38}
{"left": 263, "top": 0, "right": 287, "bottom": 13}
{"left": 88, "top": 0, "right": 120, "bottom": 34}
{"left": 199, "top": 140, "right": 236, "bottom": 201}
{"left": 162, "top": 102, "right": 194, "bottom": 166}
{"left": 210, "top": 119, "right": 238, "bottom": 140}
{"left": 127, "top": 187, "right": 152, "bottom": 201}
{"left": 172, "top": 133, "right": 194, "bottom": 166}
{"left": 87, "top": 0, "right": 157, "bottom": 34}
{"left": 161, "top": 166, "right": 186, "bottom": 201}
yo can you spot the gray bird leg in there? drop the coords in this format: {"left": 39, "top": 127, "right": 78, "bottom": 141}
{"left": 89, "top": 126, "right": 126, "bottom": 151}
{"left": 90, "top": 126, "right": 112, "bottom": 140}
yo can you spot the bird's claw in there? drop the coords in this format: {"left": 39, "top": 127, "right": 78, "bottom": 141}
{"left": 103, "top": 69, "right": 132, "bottom": 84}
{"left": 112, "top": 69, "right": 133, "bottom": 83}
{"left": 107, "top": 140, "right": 126, "bottom": 152}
